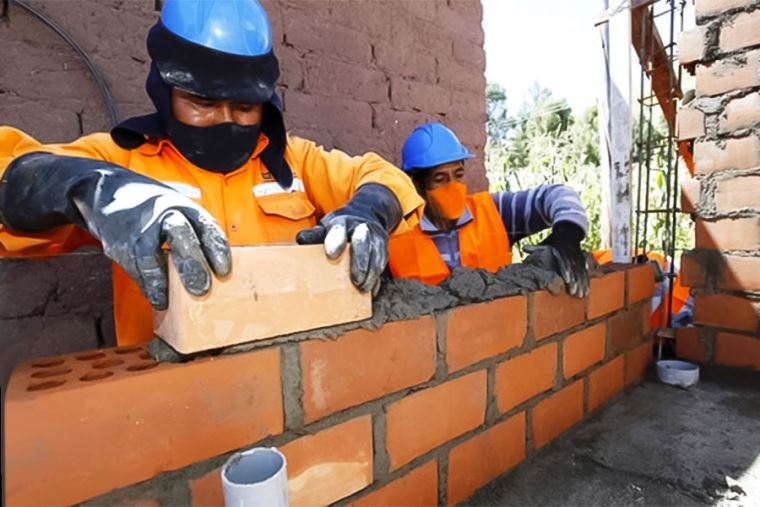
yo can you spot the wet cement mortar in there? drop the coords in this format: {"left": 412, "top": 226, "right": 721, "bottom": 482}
{"left": 148, "top": 264, "right": 564, "bottom": 362}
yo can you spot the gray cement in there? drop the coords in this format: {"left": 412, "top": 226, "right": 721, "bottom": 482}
{"left": 149, "top": 264, "right": 564, "bottom": 362}
{"left": 464, "top": 366, "right": 760, "bottom": 507}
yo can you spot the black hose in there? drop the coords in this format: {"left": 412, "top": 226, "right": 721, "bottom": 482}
{"left": 9, "top": 0, "right": 120, "bottom": 126}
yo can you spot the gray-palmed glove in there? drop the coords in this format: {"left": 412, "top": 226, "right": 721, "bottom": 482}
{"left": 296, "top": 183, "right": 402, "bottom": 293}
{"left": 0, "top": 152, "right": 231, "bottom": 309}
{"left": 523, "top": 221, "right": 589, "bottom": 298}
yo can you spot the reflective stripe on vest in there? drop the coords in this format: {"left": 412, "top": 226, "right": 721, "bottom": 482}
{"left": 388, "top": 192, "right": 511, "bottom": 285}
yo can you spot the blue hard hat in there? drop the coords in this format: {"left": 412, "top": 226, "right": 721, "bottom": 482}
{"left": 147, "top": 0, "right": 279, "bottom": 103}
{"left": 401, "top": 123, "right": 474, "bottom": 173}
{"left": 161, "top": 0, "right": 272, "bottom": 57}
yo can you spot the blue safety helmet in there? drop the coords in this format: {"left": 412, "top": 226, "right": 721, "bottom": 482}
{"left": 401, "top": 123, "right": 475, "bottom": 173}
{"left": 147, "top": 0, "right": 279, "bottom": 103}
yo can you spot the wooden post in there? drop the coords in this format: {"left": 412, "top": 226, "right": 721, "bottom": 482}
{"left": 598, "top": 0, "right": 633, "bottom": 263}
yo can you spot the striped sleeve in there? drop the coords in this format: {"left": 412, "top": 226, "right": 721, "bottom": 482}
{"left": 491, "top": 184, "right": 589, "bottom": 244}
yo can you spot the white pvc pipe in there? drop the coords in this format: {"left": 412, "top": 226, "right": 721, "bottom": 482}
{"left": 221, "top": 447, "right": 289, "bottom": 507}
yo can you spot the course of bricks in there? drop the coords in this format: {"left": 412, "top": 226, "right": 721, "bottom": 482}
{"left": 4, "top": 265, "right": 655, "bottom": 506}
{"left": 676, "top": 0, "right": 760, "bottom": 370}
{"left": 0, "top": 0, "right": 488, "bottom": 389}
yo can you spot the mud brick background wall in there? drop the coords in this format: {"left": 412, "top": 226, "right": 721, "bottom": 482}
{"left": 676, "top": 0, "right": 760, "bottom": 371}
{"left": 5, "top": 265, "right": 655, "bottom": 507}
{"left": 0, "top": 0, "right": 488, "bottom": 388}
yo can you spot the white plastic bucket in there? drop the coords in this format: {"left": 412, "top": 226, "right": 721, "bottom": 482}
{"left": 656, "top": 359, "right": 700, "bottom": 388}
{"left": 221, "top": 447, "right": 289, "bottom": 507}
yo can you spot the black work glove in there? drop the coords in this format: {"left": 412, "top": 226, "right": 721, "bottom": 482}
{"left": 523, "top": 221, "right": 589, "bottom": 298}
{"left": 296, "top": 183, "right": 402, "bottom": 293}
{"left": 0, "top": 152, "right": 231, "bottom": 309}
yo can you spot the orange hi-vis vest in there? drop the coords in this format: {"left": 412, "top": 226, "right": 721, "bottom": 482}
{"left": 388, "top": 192, "right": 511, "bottom": 285}
{"left": 0, "top": 127, "right": 424, "bottom": 345}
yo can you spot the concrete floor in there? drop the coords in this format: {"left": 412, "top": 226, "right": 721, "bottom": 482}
{"left": 464, "top": 366, "right": 760, "bottom": 507}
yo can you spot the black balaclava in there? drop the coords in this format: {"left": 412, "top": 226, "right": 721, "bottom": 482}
{"left": 111, "top": 20, "right": 292, "bottom": 187}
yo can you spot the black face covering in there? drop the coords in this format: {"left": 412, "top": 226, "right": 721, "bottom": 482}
{"left": 165, "top": 118, "right": 261, "bottom": 174}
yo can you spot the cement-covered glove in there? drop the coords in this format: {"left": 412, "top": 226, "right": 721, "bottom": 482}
{"left": 523, "top": 221, "right": 589, "bottom": 298}
{"left": 296, "top": 183, "right": 402, "bottom": 293}
{"left": 0, "top": 152, "right": 231, "bottom": 309}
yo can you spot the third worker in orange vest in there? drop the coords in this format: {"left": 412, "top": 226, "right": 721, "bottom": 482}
{"left": 388, "top": 122, "right": 590, "bottom": 297}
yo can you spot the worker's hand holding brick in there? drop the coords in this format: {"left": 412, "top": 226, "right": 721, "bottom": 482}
{"left": 0, "top": 152, "right": 232, "bottom": 309}
{"left": 524, "top": 221, "right": 589, "bottom": 298}
{"left": 296, "top": 183, "right": 402, "bottom": 293}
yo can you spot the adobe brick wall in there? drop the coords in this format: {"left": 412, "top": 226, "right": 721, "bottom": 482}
{"left": 0, "top": 0, "right": 488, "bottom": 389}
{"left": 4, "top": 265, "right": 655, "bottom": 506}
{"left": 676, "top": 0, "right": 760, "bottom": 371}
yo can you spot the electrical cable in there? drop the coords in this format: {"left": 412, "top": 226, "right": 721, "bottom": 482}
{"left": 9, "top": 0, "right": 120, "bottom": 126}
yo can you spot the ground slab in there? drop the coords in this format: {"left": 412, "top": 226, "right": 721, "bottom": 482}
{"left": 464, "top": 366, "right": 760, "bottom": 507}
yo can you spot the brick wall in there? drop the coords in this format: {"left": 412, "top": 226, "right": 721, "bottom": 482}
{"left": 676, "top": 0, "right": 760, "bottom": 370}
{"left": 4, "top": 265, "right": 655, "bottom": 506}
{"left": 0, "top": 0, "right": 488, "bottom": 388}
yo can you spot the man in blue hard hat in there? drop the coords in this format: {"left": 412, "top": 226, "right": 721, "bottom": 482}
{"left": 0, "top": 0, "right": 423, "bottom": 345}
{"left": 388, "top": 122, "right": 590, "bottom": 297}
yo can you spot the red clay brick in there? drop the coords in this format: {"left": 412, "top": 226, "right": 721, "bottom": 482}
{"left": 563, "top": 323, "right": 606, "bottom": 379}
{"left": 715, "top": 332, "right": 760, "bottom": 369}
{"left": 681, "top": 178, "right": 700, "bottom": 214}
{"left": 680, "top": 252, "right": 707, "bottom": 288}
{"left": 5, "top": 347, "right": 283, "bottom": 507}
{"left": 447, "top": 297, "right": 527, "bottom": 372}
{"left": 695, "top": 50, "right": 760, "bottom": 97}
{"left": 720, "top": 10, "right": 760, "bottom": 52}
{"left": 678, "top": 27, "right": 707, "bottom": 66}
{"left": 625, "top": 339, "right": 653, "bottom": 385}
{"left": 588, "top": 356, "right": 625, "bottom": 412}
{"left": 301, "top": 318, "right": 436, "bottom": 423}
{"left": 531, "top": 381, "right": 584, "bottom": 449}
{"left": 386, "top": 371, "right": 487, "bottom": 470}
{"left": 676, "top": 327, "right": 707, "bottom": 363}
{"left": 608, "top": 307, "right": 645, "bottom": 356}
{"left": 447, "top": 413, "right": 526, "bottom": 505}
{"left": 720, "top": 93, "right": 760, "bottom": 133}
{"left": 495, "top": 343, "right": 558, "bottom": 413}
{"left": 694, "top": 136, "right": 760, "bottom": 174}
{"left": 695, "top": 217, "right": 760, "bottom": 251}
{"left": 696, "top": 0, "right": 756, "bottom": 16}
{"left": 350, "top": 460, "right": 438, "bottom": 507}
{"left": 190, "top": 469, "right": 223, "bottom": 507}
{"left": 531, "top": 290, "right": 585, "bottom": 340}
{"left": 283, "top": 416, "right": 373, "bottom": 507}
{"left": 694, "top": 294, "right": 758, "bottom": 332}
{"left": 677, "top": 107, "right": 705, "bottom": 140}
{"left": 588, "top": 272, "right": 625, "bottom": 319}
{"left": 390, "top": 77, "right": 452, "bottom": 114}
{"left": 716, "top": 175, "right": 760, "bottom": 212}
{"left": 720, "top": 255, "right": 760, "bottom": 291}
{"left": 628, "top": 264, "right": 655, "bottom": 304}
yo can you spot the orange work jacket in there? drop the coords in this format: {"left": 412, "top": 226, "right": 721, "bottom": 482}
{"left": 0, "top": 127, "right": 424, "bottom": 345}
{"left": 388, "top": 192, "right": 511, "bottom": 285}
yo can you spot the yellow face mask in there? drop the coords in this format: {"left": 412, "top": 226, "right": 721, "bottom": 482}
{"left": 427, "top": 181, "right": 468, "bottom": 220}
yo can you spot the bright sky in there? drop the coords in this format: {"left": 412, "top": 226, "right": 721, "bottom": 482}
{"left": 482, "top": 0, "right": 696, "bottom": 115}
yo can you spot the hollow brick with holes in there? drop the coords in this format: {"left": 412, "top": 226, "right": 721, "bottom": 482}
{"left": 494, "top": 343, "right": 557, "bottom": 413}
{"left": 588, "top": 272, "right": 625, "bottom": 319}
{"left": 531, "top": 380, "right": 584, "bottom": 449}
{"left": 5, "top": 347, "right": 283, "bottom": 507}
{"left": 349, "top": 460, "right": 438, "bottom": 507}
{"left": 694, "top": 294, "right": 758, "bottom": 332}
{"left": 446, "top": 297, "right": 527, "bottom": 372}
{"left": 625, "top": 339, "right": 653, "bottom": 386}
{"left": 447, "top": 412, "right": 526, "bottom": 505}
{"left": 531, "top": 290, "right": 585, "bottom": 340}
{"left": 300, "top": 318, "right": 436, "bottom": 423}
{"left": 588, "top": 356, "right": 625, "bottom": 411}
{"left": 563, "top": 323, "right": 606, "bottom": 379}
{"left": 385, "top": 371, "right": 487, "bottom": 471}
